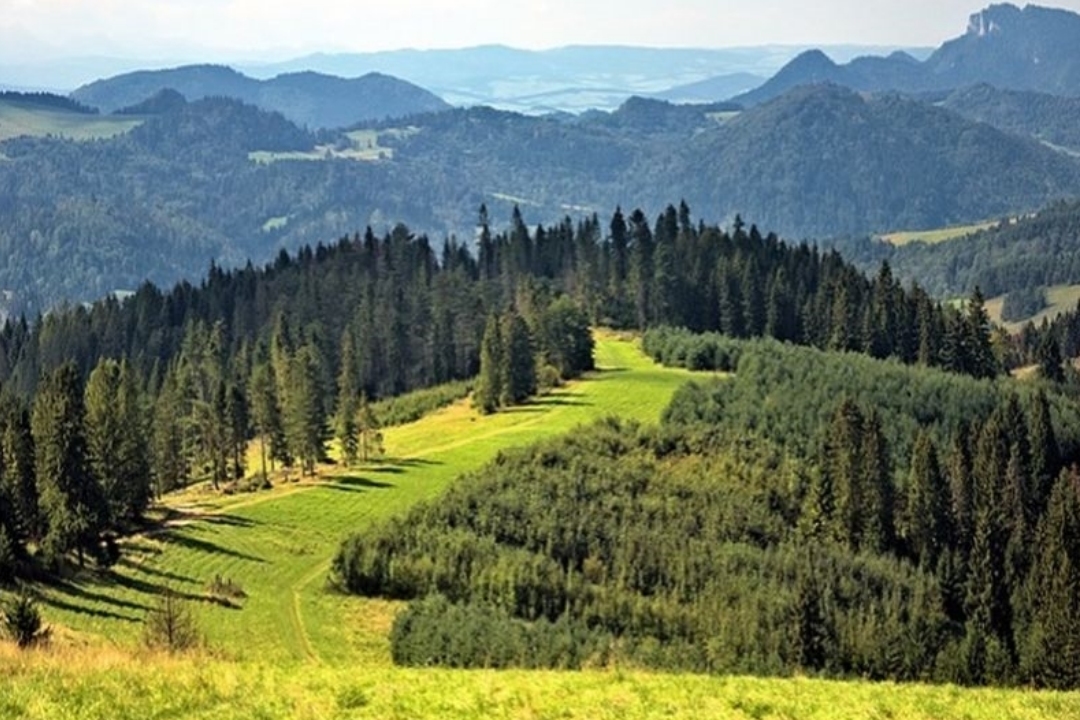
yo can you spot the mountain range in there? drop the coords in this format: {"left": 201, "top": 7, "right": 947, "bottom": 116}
{"left": 71, "top": 66, "right": 449, "bottom": 129}
{"left": 735, "top": 3, "right": 1080, "bottom": 105}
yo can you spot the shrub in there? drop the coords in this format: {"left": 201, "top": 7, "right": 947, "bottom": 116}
{"left": 143, "top": 588, "right": 200, "bottom": 652}
{"left": 2, "top": 591, "right": 49, "bottom": 648}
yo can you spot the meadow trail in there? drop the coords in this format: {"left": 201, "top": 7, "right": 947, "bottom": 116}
{"left": 31, "top": 331, "right": 697, "bottom": 663}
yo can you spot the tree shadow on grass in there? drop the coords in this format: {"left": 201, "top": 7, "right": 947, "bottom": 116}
{"left": 330, "top": 476, "right": 394, "bottom": 489}
{"left": 39, "top": 594, "right": 140, "bottom": 623}
{"left": 204, "top": 513, "right": 259, "bottom": 528}
{"left": 116, "top": 558, "right": 197, "bottom": 586}
{"left": 42, "top": 578, "right": 153, "bottom": 615}
{"left": 158, "top": 529, "right": 267, "bottom": 564}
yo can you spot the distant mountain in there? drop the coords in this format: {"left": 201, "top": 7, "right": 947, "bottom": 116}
{"left": 942, "top": 83, "right": 1080, "bottom": 155}
{"left": 737, "top": 3, "right": 1080, "bottom": 105}
{"left": 242, "top": 44, "right": 928, "bottom": 114}
{"left": 651, "top": 73, "right": 764, "bottom": 103}
{"left": 672, "top": 84, "right": 1080, "bottom": 237}
{"left": 71, "top": 65, "right": 450, "bottom": 129}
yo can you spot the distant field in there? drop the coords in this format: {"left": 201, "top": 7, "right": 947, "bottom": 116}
{"left": 987, "top": 283, "right": 1080, "bottom": 331}
{"left": 250, "top": 127, "right": 418, "bottom": 164}
{"left": 0, "top": 100, "right": 143, "bottom": 141}
{"left": 878, "top": 220, "right": 999, "bottom": 246}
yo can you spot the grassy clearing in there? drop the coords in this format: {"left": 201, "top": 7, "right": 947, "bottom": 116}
{"left": 878, "top": 221, "right": 998, "bottom": 246}
{"left": 250, "top": 127, "right": 418, "bottom": 164}
{"left": 3, "top": 331, "right": 1077, "bottom": 716}
{"left": 0, "top": 100, "right": 143, "bottom": 142}
{"left": 7, "top": 331, "right": 695, "bottom": 667}
{"left": 986, "top": 283, "right": 1080, "bottom": 331}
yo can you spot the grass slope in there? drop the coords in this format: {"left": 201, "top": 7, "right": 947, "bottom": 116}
{"left": 986, "top": 282, "right": 1080, "bottom": 331}
{"left": 0, "top": 100, "right": 143, "bottom": 141}
{"left": 14, "top": 331, "right": 697, "bottom": 665}
{"left": 877, "top": 220, "right": 998, "bottom": 246}
{"left": 3, "top": 332, "right": 1078, "bottom": 717}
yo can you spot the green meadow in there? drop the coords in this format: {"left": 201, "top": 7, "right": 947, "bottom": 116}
{"left": 2, "top": 332, "right": 1078, "bottom": 718}
{"left": 0, "top": 100, "right": 143, "bottom": 142}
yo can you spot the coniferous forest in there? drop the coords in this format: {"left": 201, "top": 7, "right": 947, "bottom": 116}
{"left": 2, "top": 201, "right": 1080, "bottom": 690}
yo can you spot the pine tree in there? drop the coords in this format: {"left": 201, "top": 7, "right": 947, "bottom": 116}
{"left": 474, "top": 314, "right": 504, "bottom": 414}
{"left": 84, "top": 359, "right": 150, "bottom": 525}
{"left": 357, "top": 393, "right": 383, "bottom": 463}
{"left": 1028, "top": 390, "right": 1060, "bottom": 519}
{"left": 31, "top": 363, "right": 104, "bottom": 566}
{"left": 1035, "top": 332, "right": 1065, "bottom": 383}
{"left": 905, "top": 430, "right": 951, "bottom": 566}
{"left": 151, "top": 364, "right": 187, "bottom": 495}
{"left": 284, "top": 343, "right": 327, "bottom": 476}
{"left": 860, "top": 408, "right": 894, "bottom": 554}
{"left": 248, "top": 361, "right": 286, "bottom": 478}
{"left": 826, "top": 398, "right": 864, "bottom": 549}
{"left": 334, "top": 330, "right": 360, "bottom": 468}
{"left": 501, "top": 311, "right": 536, "bottom": 406}
{"left": 0, "top": 398, "right": 37, "bottom": 543}
{"left": 1027, "top": 469, "right": 1080, "bottom": 689}
{"left": 793, "top": 558, "right": 831, "bottom": 672}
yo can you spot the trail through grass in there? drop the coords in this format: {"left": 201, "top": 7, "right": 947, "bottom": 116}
{"left": 23, "top": 330, "right": 696, "bottom": 664}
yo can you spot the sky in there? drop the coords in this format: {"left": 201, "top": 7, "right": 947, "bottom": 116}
{"left": 4, "top": 0, "right": 1080, "bottom": 62}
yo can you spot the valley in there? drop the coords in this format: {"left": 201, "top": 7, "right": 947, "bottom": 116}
{"left": 5, "top": 2, "right": 1080, "bottom": 717}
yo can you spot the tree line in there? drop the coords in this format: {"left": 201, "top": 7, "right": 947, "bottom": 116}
{"left": 0, "top": 198, "right": 1061, "bottom": 580}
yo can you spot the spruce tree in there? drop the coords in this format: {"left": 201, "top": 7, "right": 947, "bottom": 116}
{"left": 905, "top": 430, "right": 951, "bottom": 566}
{"left": 31, "top": 363, "right": 104, "bottom": 566}
{"left": 0, "top": 398, "right": 37, "bottom": 543}
{"left": 475, "top": 314, "right": 504, "bottom": 414}
{"left": 501, "top": 311, "right": 536, "bottom": 406}
{"left": 860, "top": 408, "right": 894, "bottom": 554}
{"left": 1027, "top": 469, "right": 1080, "bottom": 689}
{"left": 334, "top": 330, "right": 360, "bottom": 468}
{"left": 1028, "top": 390, "right": 1060, "bottom": 519}
{"left": 284, "top": 343, "right": 327, "bottom": 476}
{"left": 357, "top": 393, "right": 383, "bottom": 463}
{"left": 84, "top": 359, "right": 150, "bottom": 525}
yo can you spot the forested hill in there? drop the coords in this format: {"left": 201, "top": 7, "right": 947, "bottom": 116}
{"left": 835, "top": 200, "right": 1080, "bottom": 300}
{"left": 5, "top": 83, "right": 1079, "bottom": 315}
{"left": 70, "top": 65, "right": 450, "bottom": 129}
{"left": 941, "top": 84, "right": 1080, "bottom": 155}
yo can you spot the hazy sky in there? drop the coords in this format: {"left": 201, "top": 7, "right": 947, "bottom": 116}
{"left": 5, "top": 1, "right": 1080, "bottom": 61}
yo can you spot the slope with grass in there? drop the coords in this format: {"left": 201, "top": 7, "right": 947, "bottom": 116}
{"left": 4, "top": 332, "right": 1080, "bottom": 717}
{"left": 14, "top": 331, "right": 696, "bottom": 666}
{"left": 0, "top": 98, "right": 143, "bottom": 141}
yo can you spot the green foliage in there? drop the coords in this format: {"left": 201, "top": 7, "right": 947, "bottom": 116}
{"left": 2, "top": 590, "right": 48, "bottom": 648}
{"left": 474, "top": 314, "right": 504, "bottom": 415}
{"left": 1000, "top": 286, "right": 1047, "bottom": 323}
{"left": 31, "top": 363, "right": 104, "bottom": 566}
{"left": 369, "top": 379, "right": 472, "bottom": 429}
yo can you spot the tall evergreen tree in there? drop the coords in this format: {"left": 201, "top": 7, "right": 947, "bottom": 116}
{"left": 905, "top": 430, "right": 951, "bottom": 566}
{"left": 84, "top": 359, "right": 150, "bottom": 525}
{"left": 31, "top": 363, "right": 103, "bottom": 565}
{"left": 284, "top": 343, "right": 327, "bottom": 476}
{"left": 1027, "top": 469, "right": 1080, "bottom": 689}
{"left": 501, "top": 311, "right": 536, "bottom": 406}
{"left": 334, "top": 329, "right": 360, "bottom": 468}
{"left": 474, "top": 314, "right": 504, "bottom": 415}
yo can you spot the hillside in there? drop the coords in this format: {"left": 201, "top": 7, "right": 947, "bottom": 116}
{"left": 3, "top": 83, "right": 1080, "bottom": 313}
{"left": 736, "top": 3, "right": 1080, "bottom": 105}
{"left": 942, "top": 84, "right": 1080, "bottom": 155}
{"left": 0, "top": 93, "right": 143, "bottom": 142}
{"left": 71, "top": 65, "right": 450, "bottom": 129}
{"left": 672, "top": 84, "right": 1080, "bottom": 237}
{"left": 837, "top": 199, "right": 1080, "bottom": 299}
